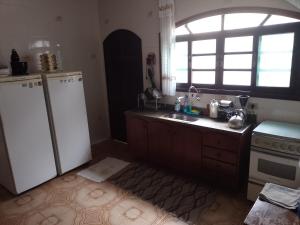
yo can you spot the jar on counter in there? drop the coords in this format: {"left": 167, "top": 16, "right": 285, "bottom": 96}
{"left": 29, "top": 37, "right": 63, "bottom": 73}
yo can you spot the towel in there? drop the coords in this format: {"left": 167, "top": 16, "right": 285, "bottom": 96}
{"left": 259, "top": 183, "right": 300, "bottom": 210}
{"left": 77, "top": 157, "right": 130, "bottom": 183}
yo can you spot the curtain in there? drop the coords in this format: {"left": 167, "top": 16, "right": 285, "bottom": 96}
{"left": 285, "top": 0, "right": 300, "bottom": 9}
{"left": 159, "top": 0, "right": 176, "bottom": 96}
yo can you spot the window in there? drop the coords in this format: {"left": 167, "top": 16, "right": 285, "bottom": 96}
{"left": 174, "top": 41, "right": 188, "bottom": 83}
{"left": 175, "top": 8, "right": 300, "bottom": 100}
{"left": 192, "top": 39, "right": 217, "bottom": 84}
{"left": 257, "top": 33, "right": 294, "bottom": 87}
{"left": 223, "top": 36, "right": 253, "bottom": 86}
{"left": 187, "top": 15, "right": 222, "bottom": 33}
{"left": 224, "top": 13, "right": 267, "bottom": 30}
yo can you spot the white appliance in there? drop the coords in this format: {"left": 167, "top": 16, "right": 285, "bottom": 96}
{"left": 247, "top": 121, "right": 300, "bottom": 201}
{"left": 43, "top": 71, "right": 91, "bottom": 175}
{"left": 0, "top": 75, "right": 57, "bottom": 194}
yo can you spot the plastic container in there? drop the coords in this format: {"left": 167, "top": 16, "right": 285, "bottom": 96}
{"left": 29, "top": 38, "right": 63, "bottom": 73}
{"left": 174, "top": 98, "right": 181, "bottom": 112}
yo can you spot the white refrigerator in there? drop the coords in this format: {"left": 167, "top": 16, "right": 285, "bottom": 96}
{"left": 43, "top": 71, "right": 91, "bottom": 175}
{"left": 0, "top": 75, "right": 57, "bottom": 194}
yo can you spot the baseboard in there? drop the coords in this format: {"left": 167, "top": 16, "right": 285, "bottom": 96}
{"left": 91, "top": 138, "right": 110, "bottom": 146}
{"left": 112, "top": 139, "right": 128, "bottom": 144}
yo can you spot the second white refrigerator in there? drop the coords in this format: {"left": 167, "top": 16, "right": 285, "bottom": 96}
{"left": 43, "top": 71, "right": 92, "bottom": 174}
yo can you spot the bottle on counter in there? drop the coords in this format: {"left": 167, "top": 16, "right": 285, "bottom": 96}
{"left": 10, "top": 49, "right": 28, "bottom": 76}
{"left": 183, "top": 95, "right": 189, "bottom": 113}
{"left": 174, "top": 98, "right": 181, "bottom": 112}
{"left": 10, "top": 49, "right": 20, "bottom": 63}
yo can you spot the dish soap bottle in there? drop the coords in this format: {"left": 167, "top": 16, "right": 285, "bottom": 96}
{"left": 183, "top": 94, "right": 189, "bottom": 113}
{"left": 174, "top": 97, "right": 181, "bottom": 112}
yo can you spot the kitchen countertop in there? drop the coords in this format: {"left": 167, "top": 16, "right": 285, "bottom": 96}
{"left": 0, "top": 74, "right": 42, "bottom": 82}
{"left": 126, "top": 110, "right": 252, "bottom": 134}
{"left": 244, "top": 198, "right": 299, "bottom": 225}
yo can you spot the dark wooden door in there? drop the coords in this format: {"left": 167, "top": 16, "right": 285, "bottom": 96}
{"left": 103, "top": 30, "right": 143, "bottom": 142}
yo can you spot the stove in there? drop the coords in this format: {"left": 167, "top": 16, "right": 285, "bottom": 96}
{"left": 252, "top": 134, "right": 300, "bottom": 157}
{"left": 247, "top": 121, "right": 300, "bottom": 201}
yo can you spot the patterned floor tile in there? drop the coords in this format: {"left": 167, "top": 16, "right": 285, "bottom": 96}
{"left": 0, "top": 141, "right": 251, "bottom": 225}
{"left": 75, "top": 182, "right": 122, "bottom": 209}
{"left": 24, "top": 206, "right": 77, "bottom": 225}
{"left": 196, "top": 192, "right": 252, "bottom": 225}
{"left": 0, "top": 188, "right": 48, "bottom": 216}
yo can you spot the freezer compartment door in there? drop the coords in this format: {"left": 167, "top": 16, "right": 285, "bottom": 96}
{"left": 46, "top": 75, "right": 91, "bottom": 174}
{"left": 0, "top": 79, "right": 57, "bottom": 194}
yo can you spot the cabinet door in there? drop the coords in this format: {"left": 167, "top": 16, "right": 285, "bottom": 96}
{"left": 171, "top": 126, "right": 202, "bottom": 170}
{"left": 184, "top": 128, "right": 202, "bottom": 173}
{"left": 126, "top": 117, "right": 148, "bottom": 159}
{"left": 171, "top": 127, "right": 188, "bottom": 169}
{"left": 148, "top": 121, "right": 172, "bottom": 165}
{"left": 203, "top": 132, "right": 238, "bottom": 152}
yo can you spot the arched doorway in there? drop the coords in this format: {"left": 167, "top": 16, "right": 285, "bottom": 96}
{"left": 103, "top": 29, "right": 143, "bottom": 142}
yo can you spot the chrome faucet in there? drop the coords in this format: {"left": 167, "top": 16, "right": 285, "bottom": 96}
{"left": 181, "top": 86, "right": 201, "bottom": 114}
{"left": 188, "top": 85, "right": 200, "bottom": 106}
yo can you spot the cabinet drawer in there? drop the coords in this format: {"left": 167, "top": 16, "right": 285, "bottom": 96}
{"left": 202, "top": 158, "right": 236, "bottom": 176}
{"left": 203, "top": 133, "right": 238, "bottom": 152}
{"left": 203, "top": 147, "right": 237, "bottom": 164}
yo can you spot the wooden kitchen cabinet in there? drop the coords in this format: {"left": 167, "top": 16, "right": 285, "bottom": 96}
{"left": 171, "top": 126, "right": 202, "bottom": 171}
{"left": 203, "top": 146, "right": 236, "bottom": 164}
{"left": 148, "top": 121, "right": 173, "bottom": 165}
{"left": 125, "top": 112, "right": 251, "bottom": 189}
{"left": 202, "top": 131, "right": 250, "bottom": 188}
{"left": 202, "top": 158, "right": 236, "bottom": 176}
{"left": 169, "top": 126, "right": 187, "bottom": 169}
{"left": 126, "top": 116, "right": 148, "bottom": 159}
{"left": 183, "top": 128, "right": 202, "bottom": 173}
{"left": 147, "top": 121, "right": 203, "bottom": 172}
{"left": 203, "top": 132, "right": 239, "bottom": 152}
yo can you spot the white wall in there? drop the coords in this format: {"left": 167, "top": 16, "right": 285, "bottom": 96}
{"left": 98, "top": 0, "right": 300, "bottom": 124}
{"left": 3, "top": 0, "right": 297, "bottom": 144}
{"left": 98, "top": 0, "right": 160, "bottom": 89}
{"left": 0, "top": 0, "right": 110, "bottom": 143}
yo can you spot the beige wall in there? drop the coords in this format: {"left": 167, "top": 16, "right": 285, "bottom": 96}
{"left": 98, "top": 0, "right": 300, "bottom": 89}
{"left": 98, "top": 0, "right": 160, "bottom": 89}
{"left": 1, "top": 0, "right": 299, "bottom": 144}
{"left": 0, "top": 0, "right": 110, "bottom": 144}
{"left": 98, "top": 0, "right": 300, "bottom": 125}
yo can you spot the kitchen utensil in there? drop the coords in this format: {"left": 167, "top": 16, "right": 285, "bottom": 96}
{"left": 209, "top": 99, "right": 219, "bottom": 119}
{"left": 145, "top": 53, "right": 161, "bottom": 100}
{"left": 228, "top": 110, "right": 245, "bottom": 129}
{"left": 237, "top": 95, "right": 250, "bottom": 110}
{"left": 219, "top": 99, "right": 233, "bottom": 108}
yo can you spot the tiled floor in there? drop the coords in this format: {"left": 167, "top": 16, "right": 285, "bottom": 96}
{"left": 0, "top": 140, "right": 252, "bottom": 225}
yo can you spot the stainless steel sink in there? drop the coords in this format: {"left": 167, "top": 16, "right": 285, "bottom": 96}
{"left": 162, "top": 113, "right": 199, "bottom": 122}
